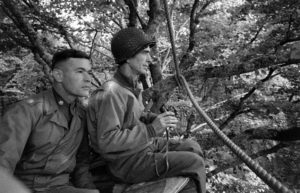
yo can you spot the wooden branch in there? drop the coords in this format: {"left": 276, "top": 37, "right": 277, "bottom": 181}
{"left": 245, "top": 127, "right": 300, "bottom": 141}
{"left": 161, "top": 47, "right": 171, "bottom": 70}
{"left": 21, "top": 0, "right": 32, "bottom": 8}
{"left": 179, "top": 0, "right": 200, "bottom": 71}
{"left": 146, "top": 0, "right": 164, "bottom": 85}
{"left": 169, "top": 0, "right": 177, "bottom": 16}
{"left": 0, "top": 23, "right": 32, "bottom": 49}
{"left": 93, "top": 48, "right": 113, "bottom": 59}
{"left": 75, "top": 40, "right": 113, "bottom": 59}
{"left": 246, "top": 24, "right": 264, "bottom": 46}
{"left": 188, "top": 0, "right": 200, "bottom": 51}
{"left": 1, "top": 5, "right": 23, "bottom": 31}
{"left": 278, "top": 14, "right": 293, "bottom": 47}
{"left": 179, "top": 0, "right": 217, "bottom": 71}
{"left": 0, "top": 68, "right": 20, "bottom": 88}
{"left": 33, "top": 53, "right": 51, "bottom": 79}
{"left": 143, "top": 56, "right": 300, "bottom": 102}
{"left": 161, "top": 18, "right": 189, "bottom": 72}
{"left": 90, "top": 66, "right": 102, "bottom": 88}
{"left": 27, "top": 0, "right": 75, "bottom": 49}
{"left": 146, "top": 0, "right": 164, "bottom": 33}
{"left": 184, "top": 113, "right": 196, "bottom": 138}
{"left": 184, "top": 57, "right": 300, "bottom": 79}
{"left": 89, "top": 31, "right": 98, "bottom": 57}
{"left": 178, "top": 3, "right": 298, "bottom": 73}
{"left": 2, "top": 0, "right": 52, "bottom": 66}
{"left": 279, "top": 36, "right": 300, "bottom": 46}
{"left": 207, "top": 143, "right": 290, "bottom": 177}
{"left": 124, "top": 0, "right": 140, "bottom": 27}
{"left": 219, "top": 68, "right": 275, "bottom": 130}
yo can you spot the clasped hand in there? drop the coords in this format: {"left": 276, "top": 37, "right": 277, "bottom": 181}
{"left": 151, "top": 111, "right": 178, "bottom": 135}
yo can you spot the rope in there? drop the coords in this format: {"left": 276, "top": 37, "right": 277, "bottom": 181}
{"left": 155, "top": 106, "right": 170, "bottom": 177}
{"left": 154, "top": 128, "right": 170, "bottom": 177}
{"left": 162, "top": 0, "right": 294, "bottom": 192}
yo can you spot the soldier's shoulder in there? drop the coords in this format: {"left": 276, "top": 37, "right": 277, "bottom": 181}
{"left": 23, "top": 91, "right": 48, "bottom": 106}
{"left": 92, "top": 81, "right": 120, "bottom": 95}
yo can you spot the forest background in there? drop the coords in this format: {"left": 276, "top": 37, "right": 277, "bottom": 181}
{"left": 0, "top": 0, "right": 299, "bottom": 192}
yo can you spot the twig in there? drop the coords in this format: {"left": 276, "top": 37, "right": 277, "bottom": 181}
{"left": 219, "top": 68, "right": 276, "bottom": 130}
{"left": 207, "top": 143, "right": 290, "bottom": 177}
{"left": 89, "top": 31, "right": 98, "bottom": 57}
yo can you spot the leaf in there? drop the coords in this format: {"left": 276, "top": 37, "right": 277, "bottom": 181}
{"left": 290, "top": 42, "right": 300, "bottom": 60}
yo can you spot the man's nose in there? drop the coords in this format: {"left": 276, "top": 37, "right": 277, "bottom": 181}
{"left": 146, "top": 53, "right": 153, "bottom": 63}
{"left": 84, "top": 72, "right": 92, "bottom": 82}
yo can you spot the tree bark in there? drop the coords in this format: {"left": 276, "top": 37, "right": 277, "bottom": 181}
{"left": 124, "top": 0, "right": 139, "bottom": 27}
{"left": 245, "top": 127, "right": 300, "bottom": 141}
{"left": 145, "top": 0, "right": 164, "bottom": 85}
{"left": 1, "top": 0, "right": 52, "bottom": 66}
{"left": 207, "top": 143, "right": 290, "bottom": 177}
{"left": 0, "top": 68, "right": 20, "bottom": 88}
{"left": 143, "top": 57, "right": 300, "bottom": 102}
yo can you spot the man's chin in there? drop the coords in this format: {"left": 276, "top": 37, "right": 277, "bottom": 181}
{"left": 77, "top": 92, "right": 90, "bottom": 98}
{"left": 140, "top": 70, "right": 147, "bottom": 75}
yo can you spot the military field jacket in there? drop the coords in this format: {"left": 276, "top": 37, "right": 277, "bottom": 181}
{"left": 0, "top": 89, "right": 86, "bottom": 189}
{"left": 87, "top": 71, "right": 157, "bottom": 161}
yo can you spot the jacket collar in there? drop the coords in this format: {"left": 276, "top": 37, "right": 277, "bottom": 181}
{"left": 113, "top": 69, "right": 137, "bottom": 89}
{"left": 52, "top": 88, "right": 70, "bottom": 109}
{"left": 42, "top": 89, "right": 84, "bottom": 117}
{"left": 42, "top": 89, "right": 60, "bottom": 115}
{"left": 113, "top": 70, "right": 142, "bottom": 98}
{"left": 40, "top": 89, "right": 85, "bottom": 130}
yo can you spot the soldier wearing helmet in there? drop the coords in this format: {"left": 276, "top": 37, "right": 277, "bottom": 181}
{"left": 87, "top": 28, "right": 206, "bottom": 193}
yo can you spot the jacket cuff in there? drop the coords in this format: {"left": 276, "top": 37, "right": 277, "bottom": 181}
{"left": 146, "top": 124, "right": 156, "bottom": 138}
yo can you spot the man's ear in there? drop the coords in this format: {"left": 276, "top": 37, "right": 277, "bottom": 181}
{"left": 52, "top": 69, "right": 63, "bottom": 82}
{"left": 126, "top": 57, "right": 132, "bottom": 64}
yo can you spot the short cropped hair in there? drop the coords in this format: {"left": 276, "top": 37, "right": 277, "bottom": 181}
{"left": 51, "top": 49, "right": 90, "bottom": 69}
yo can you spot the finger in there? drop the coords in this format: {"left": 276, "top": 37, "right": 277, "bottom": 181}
{"left": 161, "top": 111, "right": 175, "bottom": 117}
{"left": 166, "top": 123, "right": 178, "bottom": 128}
{"left": 172, "top": 120, "right": 179, "bottom": 124}
{"left": 164, "top": 117, "right": 178, "bottom": 123}
{"left": 163, "top": 118, "right": 178, "bottom": 125}
{"left": 169, "top": 117, "right": 178, "bottom": 122}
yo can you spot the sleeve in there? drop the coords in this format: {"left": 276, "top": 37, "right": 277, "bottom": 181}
{"left": 0, "top": 102, "right": 33, "bottom": 173}
{"left": 140, "top": 112, "right": 158, "bottom": 124}
{"left": 91, "top": 91, "right": 156, "bottom": 159}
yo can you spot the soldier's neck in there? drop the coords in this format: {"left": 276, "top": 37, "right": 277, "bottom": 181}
{"left": 52, "top": 84, "right": 76, "bottom": 104}
{"left": 118, "top": 64, "right": 139, "bottom": 83}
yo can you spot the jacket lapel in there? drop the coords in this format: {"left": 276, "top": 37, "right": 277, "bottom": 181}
{"left": 42, "top": 90, "right": 69, "bottom": 130}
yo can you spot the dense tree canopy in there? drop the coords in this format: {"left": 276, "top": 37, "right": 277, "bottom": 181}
{"left": 0, "top": 0, "right": 299, "bottom": 192}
